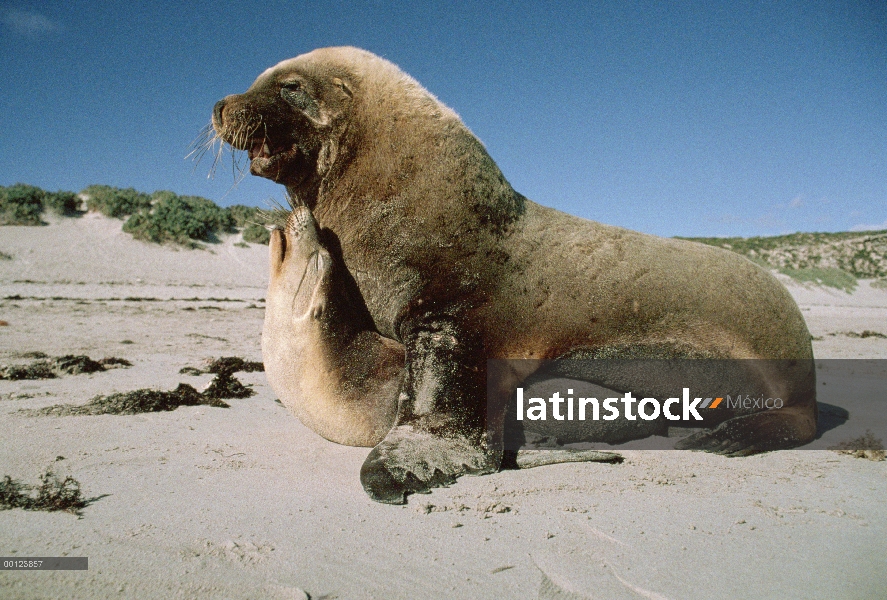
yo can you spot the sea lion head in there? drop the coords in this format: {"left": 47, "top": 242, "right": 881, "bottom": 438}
{"left": 211, "top": 47, "right": 475, "bottom": 214}
{"left": 212, "top": 48, "right": 360, "bottom": 196}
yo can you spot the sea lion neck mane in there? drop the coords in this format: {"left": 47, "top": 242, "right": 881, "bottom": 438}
{"left": 278, "top": 48, "right": 525, "bottom": 339}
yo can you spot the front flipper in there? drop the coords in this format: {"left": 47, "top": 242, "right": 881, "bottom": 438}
{"left": 360, "top": 425, "right": 496, "bottom": 504}
{"left": 359, "top": 318, "right": 499, "bottom": 504}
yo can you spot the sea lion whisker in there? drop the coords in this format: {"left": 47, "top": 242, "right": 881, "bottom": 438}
{"left": 263, "top": 207, "right": 290, "bottom": 229}
{"left": 232, "top": 148, "right": 249, "bottom": 181}
{"left": 249, "top": 119, "right": 265, "bottom": 143}
{"left": 203, "top": 131, "right": 227, "bottom": 180}
{"left": 187, "top": 122, "right": 213, "bottom": 148}
{"left": 207, "top": 137, "right": 225, "bottom": 180}
{"left": 210, "top": 139, "right": 224, "bottom": 179}
{"left": 284, "top": 191, "right": 302, "bottom": 210}
{"left": 201, "top": 141, "right": 223, "bottom": 176}
{"left": 230, "top": 131, "right": 244, "bottom": 180}
{"left": 293, "top": 251, "right": 314, "bottom": 294}
{"left": 186, "top": 122, "right": 221, "bottom": 177}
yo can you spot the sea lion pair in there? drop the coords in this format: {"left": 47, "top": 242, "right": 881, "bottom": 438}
{"left": 212, "top": 47, "right": 817, "bottom": 504}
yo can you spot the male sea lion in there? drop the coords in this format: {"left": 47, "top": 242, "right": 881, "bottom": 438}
{"left": 212, "top": 47, "right": 817, "bottom": 504}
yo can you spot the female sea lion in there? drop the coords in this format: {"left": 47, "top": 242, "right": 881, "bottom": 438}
{"left": 262, "top": 204, "right": 402, "bottom": 447}
{"left": 212, "top": 47, "right": 817, "bottom": 504}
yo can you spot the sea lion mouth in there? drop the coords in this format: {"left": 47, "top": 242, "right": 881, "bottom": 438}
{"left": 247, "top": 138, "right": 287, "bottom": 161}
{"left": 210, "top": 94, "right": 325, "bottom": 188}
{"left": 243, "top": 137, "right": 303, "bottom": 180}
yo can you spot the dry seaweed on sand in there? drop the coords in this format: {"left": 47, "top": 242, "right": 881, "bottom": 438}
{"left": 22, "top": 357, "right": 264, "bottom": 416}
{"left": 0, "top": 361, "right": 56, "bottom": 380}
{"left": 848, "top": 330, "right": 887, "bottom": 339}
{"left": 18, "top": 355, "right": 263, "bottom": 416}
{"left": 200, "top": 357, "right": 264, "bottom": 400}
{"left": 53, "top": 355, "right": 106, "bottom": 375}
{"left": 0, "top": 354, "right": 132, "bottom": 380}
{"left": 98, "top": 357, "right": 133, "bottom": 368}
{"left": 206, "top": 356, "right": 264, "bottom": 375}
{"left": 202, "top": 372, "right": 255, "bottom": 400}
{"left": 177, "top": 356, "right": 264, "bottom": 400}
{"left": 829, "top": 430, "right": 886, "bottom": 461}
{"left": 0, "top": 468, "right": 92, "bottom": 515}
{"left": 179, "top": 356, "right": 264, "bottom": 377}
{"left": 23, "top": 383, "right": 229, "bottom": 417}
{"left": 828, "top": 330, "right": 887, "bottom": 339}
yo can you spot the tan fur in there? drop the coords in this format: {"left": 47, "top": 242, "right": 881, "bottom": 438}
{"left": 262, "top": 207, "right": 401, "bottom": 447}
{"left": 215, "top": 47, "right": 818, "bottom": 503}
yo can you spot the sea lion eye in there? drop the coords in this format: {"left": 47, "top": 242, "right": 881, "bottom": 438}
{"left": 280, "top": 81, "right": 321, "bottom": 121}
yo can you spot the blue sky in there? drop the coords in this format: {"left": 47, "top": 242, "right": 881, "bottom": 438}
{"left": 1, "top": 1, "right": 884, "bottom": 237}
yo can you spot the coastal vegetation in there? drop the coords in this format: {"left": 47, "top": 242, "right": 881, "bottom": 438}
{"left": 3, "top": 183, "right": 884, "bottom": 291}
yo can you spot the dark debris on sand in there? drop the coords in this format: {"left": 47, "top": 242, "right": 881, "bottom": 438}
{"left": 25, "top": 383, "right": 229, "bottom": 417}
{"left": 179, "top": 356, "right": 263, "bottom": 376}
{"left": 854, "top": 330, "right": 887, "bottom": 339}
{"left": 0, "top": 354, "right": 132, "bottom": 380}
{"left": 22, "top": 356, "right": 264, "bottom": 416}
{"left": 179, "top": 356, "right": 264, "bottom": 400}
{"left": 203, "top": 373, "right": 254, "bottom": 400}
{"left": 828, "top": 330, "right": 887, "bottom": 339}
{"left": 0, "top": 468, "right": 92, "bottom": 515}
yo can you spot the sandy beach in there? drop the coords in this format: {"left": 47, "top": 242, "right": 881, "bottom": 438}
{"left": 1, "top": 214, "right": 885, "bottom": 599}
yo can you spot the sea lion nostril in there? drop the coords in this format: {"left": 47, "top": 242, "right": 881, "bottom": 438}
{"left": 213, "top": 100, "right": 226, "bottom": 126}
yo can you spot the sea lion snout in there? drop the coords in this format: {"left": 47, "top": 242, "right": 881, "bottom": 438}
{"left": 211, "top": 95, "right": 261, "bottom": 145}
{"left": 267, "top": 211, "right": 329, "bottom": 324}
{"left": 286, "top": 206, "right": 321, "bottom": 247}
{"left": 268, "top": 207, "right": 321, "bottom": 275}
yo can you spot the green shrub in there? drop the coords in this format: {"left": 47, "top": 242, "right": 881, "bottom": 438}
{"left": 779, "top": 267, "right": 857, "bottom": 293}
{"left": 123, "top": 192, "right": 234, "bottom": 245}
{"left": 227, "top": 204, "right": 260, "bottom": 227}
{"left": 43, "top": 190, "right": 80, "bottom": 216}
{"left": 0, "top": 183, "right": 46, "bottom": 225}
{"left": 226, "top": 204, "right": 281, "bottom": 244}
{"left": 242, "top": 222, "right": 271, "bottom": 244}
{"left": 81, "top": 185, "right": 151, "bottom": 218}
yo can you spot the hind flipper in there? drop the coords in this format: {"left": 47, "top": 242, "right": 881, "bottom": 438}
{"left": 512, "top": 449, "right": 622, "bottom": 469}
{"left": 674, "top": 404, "right": 817, "bottom": 455}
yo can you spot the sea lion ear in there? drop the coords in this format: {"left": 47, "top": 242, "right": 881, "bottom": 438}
{"left": 332, "top": 78, "right": 353, "bottom": 99}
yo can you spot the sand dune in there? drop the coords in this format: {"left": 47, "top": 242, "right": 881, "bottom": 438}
{"left": 1, "top": 216, "right": 885, "bottom": 599}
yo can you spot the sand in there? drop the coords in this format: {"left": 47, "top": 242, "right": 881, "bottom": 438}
{"left": 1, "top": 214, "right": 885, "bottom": 599}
